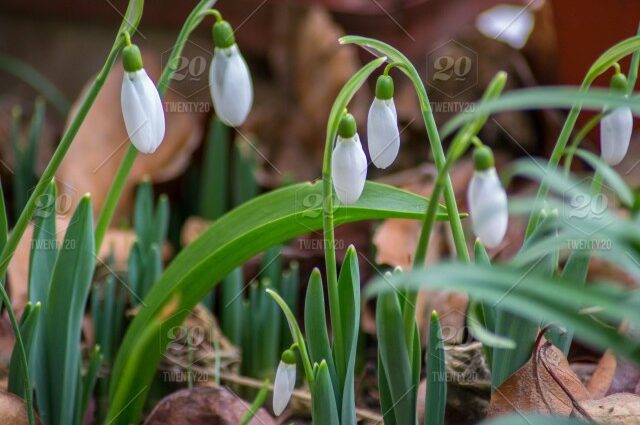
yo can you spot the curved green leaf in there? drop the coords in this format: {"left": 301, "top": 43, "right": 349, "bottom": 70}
{"left": 574, "top": 148, "right": 633, "bottom": 207}
{"left": 425, "top": 312, "right": 446, "bottom": 425}
{"left": 312, "top": 361, "right": 340, "bottom": 425}
{"left": 108, "top": 181, "right": 449, "bottom": 424}
{"left": 366, "top": 263, "right": 640, "bottom": 365}
{"left": 117, "top": 0, "right": 145, "bottom": 39}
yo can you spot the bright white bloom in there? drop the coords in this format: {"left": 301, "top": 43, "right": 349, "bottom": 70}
{"left": 121, "top": 69, "right": 165, "bottom": 154}
{"left": 367, "top": 97, "right": 399, "bottom": 169}
{"left": 600, "top": 107, "right": 633, "bottom": 165}
{"left": 209, "top": 44, "right": 253, "bottom": 127}
{"left": 273, "top": 360, "right": 296, "bottom": 416}
{"left": 467, "top": 168, "right": 508, "bottom": 248}
{"left": 332, "top": 134, "right": 368, "bottom": 204}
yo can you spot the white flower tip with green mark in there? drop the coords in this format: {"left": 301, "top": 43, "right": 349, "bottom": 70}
{"left": 273, "top": 359, "right": 296, "bottom": 416}
{"left": 467, "top": 168, "right": 508, "bottom": 248}
{"left": 209, "top": 44, "right": 253, "bottom": 127}
{"left": 121, "top": 69, "right": 165, "bottom": 154}
{"left": 367, "top": 97, "right": 399, "bottom": 169}
{"left": 331, "top": 134, "right": 368, "bottom": 205}
{"left": 600, "top": 107, "right": 633, "bottom": 166}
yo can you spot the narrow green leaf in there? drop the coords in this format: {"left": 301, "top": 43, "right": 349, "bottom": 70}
{"left": 79, "top": 346, "right": 103, "bottom": 425}
{"left": 377, "top": 356, "right": 397, "bottom": 425}
{"left": 128, "top": 242, "right": 142, "bottom": 303}
{"left": 153, "top": 194, "right": 169, "bottom": 246}
{"left": 467, "top": 300, "right": 515, "bottom": 350}
{"left": 337, "top": 245, "right": 360, "bottom": 425}
{"left": 233, "top": 136, "right": 258, "bottom": 207}
{"left": 425, "top": 312, "right": 446, "bottom": 425}
{"left": 44, "top": 195, "right": 95, "bottom": 425}
{"left": 260, "top": 245, "right": 282, "bottom": 288}
{"left": 304, "top": 269, "right": 338, "bottom": 402}
{"left": 8, "top": 302, "right": 40, "bottom": 397}
{"left": 134, "top": 180, "right": 153, "bottom": 249}
{"left": 108, "top": 181, "right": 447, "bottom": 424}
{"left": 574, "top": 148, "right": 633, "bottom": 206}
{"left": 366, "top": 263, "right": 640, "bottom": 365}
{"left": 311, "top": 361, "right": 340, "bottom": 425}
{"left": 0, "top": 178, "right": 7, "bottom": 252}
{"left": 376, "top": 292, "right": 416, "bottom": 425}
{"left": 199, "top": 117, "right": 230, "bottom": 219}
{"left": 117, "top": 0, "right": 144, "bottom": 39}
{"left": 279, "top": 263, "right": 299, "bottom": 352}
{"left": 239, "top": 379, "right": 269, "bottom": 425}
{"left": 221, "top": 267, "right": 244, "bottom": 346}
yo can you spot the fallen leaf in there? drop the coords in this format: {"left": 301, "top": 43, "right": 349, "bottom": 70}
{"left": 588, "top": 350, "right": 617, "bottom": 399}
{"left": 489, "top": 338, "right": 591, "bottom": 417}
{"left": 574, "top": 393, "right": 640, "bottom": 424}
{"left": 0, "top": 390, "right": 43, "bottom": 424}
{"left": 57, "top": 51, "right": 203, "bottom": 223}
{"left": 143, "top": 386, "right": 274, "bottom": 425}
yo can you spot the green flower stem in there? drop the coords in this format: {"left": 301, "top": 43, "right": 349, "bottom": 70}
{"left": 562, "top": 113, "right": 603, "bottom": 175}
{"left": 266, "top": 289, "right": 314, "bottom": 384}
{"left": 239, "top": 379, "right": 270, "bottom": 425}
{"left": 94, "top": 0, "right": 217, "bottom": 252}
{"left": 401, "top": 71, "right": 507, "bottom": 355}
{"left": 0, "top": 286, "right": 34, "bottom": 425}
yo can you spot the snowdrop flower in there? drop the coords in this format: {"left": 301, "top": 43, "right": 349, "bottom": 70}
{"left": 467, "top": 145, "right": 508, "bottom": 248}
{"left": 120, "top": 43, "right": 165, "bottom": 154}
{"left": 273, "top": 349, "right": 296, "bottom": 416}
{"left": 332, "top": 113, "right": 368, "bottom": 204}
{"left": 367, "top": 75, "right": 400, "bottom": 169}
{"left": 600, "top": 71, "right": 633, "bottom": 166}
{"left": 209, "top": 19, "right": 253, "bottom": 127}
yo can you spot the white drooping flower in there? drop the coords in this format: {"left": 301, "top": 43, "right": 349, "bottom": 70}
{"left": 601, "top": 107, "right": 633, "bottom": 165}
{"left": 120, "top": 44, "right": 165, "bottom": 154}
{"left": 332, "top": 114, "right": 368, "bottom": 205}
{"left": 467, "top": 146, "right": 508, "bottom": 248}
{"left": 209, "top": 20, "right": 253, "bottom": 127}
{"left": 273, "top": 351, "right": 296, "bottom": 416}
{"left": 600, "top": 70, "right": 633, "bottom": 166}
{"left": 367, "top": 75, "right": 400, "bottom": 169}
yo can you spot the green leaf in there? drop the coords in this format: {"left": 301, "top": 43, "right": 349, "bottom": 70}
{"left": 134, "top": 180, "right": 153, "bottom": 249}
{"left": 8, "top": 302, "right": 40, "bottom": 397}
{"left": 574, "top": 148, "right": 633, "bottom": 206}
{"left": 425, "top": 312, "right": 446, "bottom": 425}
{"left": 312, "top": 361, "right": 340, "bottom": 425}
{"left": 337, "top": 246, "right": 360, "bottom": 425}
{"left": 376, "top": 292, "right": 416, "bottom": 425}
{"left": 153, "top": 194, "right": 169, "bottom": 246}
{"left": 28, "top": 181, "right": 57, "bottom": 425}
{"left": 79, "top": 346, "right": 102, "bottom": 425}
{"left": 377, "top": 355, "right": 397, "bottom": 425}
{"left": 0, "top": 178, "right": 7, "bottom": 252}
{"left": 221, "top": 267, "right": 244, "bottom": 346}
{"left": 233, "top": 136, "right": 258, "bottom": 207}
{"left": 108, "top": 181, "right": 449, "bottom": 424}
{"left": 467, "top": 300, "right": 515, "bottom": 350}
{"left": 441, "top": 87, "right": 640, "bottom": 139}
{"left": 304, "top": 269, "right": 337, "bottom": 400}
{"left": 44, "top": 195, "right": 95, "bottom": 425}
{"left": 199, "top": 117, "right": 230, "bottom": 219}
{"left": 279, "top": 262, "right": 299, "bottom": 352}
{"left": 366, "top": 263, "right": 640, "bottom": 365}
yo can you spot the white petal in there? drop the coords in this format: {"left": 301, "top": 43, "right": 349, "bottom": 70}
{"left": 367, "top": 98, "right": 400, "bottom": 169}
{"left": 331, "top": 134, "right": 368, "bottom": 204}
{"left": 273, "top": 361, "right": 296, "bottom": 416}
{"left": 476, "top": 4, "right": 534, "bottom": 49}
{"left": 600, "top": 107, "right": 633, "bottom": 165}
{"left": 467, "top": 168, "right": 508, "bottom": 248}
{"left": 209, "top": 45, "right": 253, "bottom": 127}
{"left": 121, "top": 69, "right": 165, "bottom": 154}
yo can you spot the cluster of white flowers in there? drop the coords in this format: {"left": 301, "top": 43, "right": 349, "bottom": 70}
{"left": 120, "top": 16, "right": 253, "bottom": 154}
{"left": 331, "top": 73, "right": 510, "bottom": 248}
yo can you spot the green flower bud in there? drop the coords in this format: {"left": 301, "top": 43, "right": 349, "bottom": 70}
{"left": 375, "top": 75, "right": 394, "bottom": 100}
{"left": 213, "top": 20, "right": 236, "bottom": 49}
{"left": 473, "top": 145, "right": 495, "bottom": 171}
{"left": 122, "top": 44, "right": 143, "bottom": 73}
{"left": 281, "top": 349, "right": 296, "bottom": 365}
{"left": 338, "top": 113, "right": 357, "bottom": 138}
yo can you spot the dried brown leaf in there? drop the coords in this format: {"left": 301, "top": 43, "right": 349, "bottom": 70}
{"left": 575, "top": 393, "right": 640, "bottom": 425}
{"left": 143, "top": 386, "right": 274, "bottom": 425}
{"left": 489, "top": 339, "right": 590, "bottom": 417}
{"left": 589, "top": 350, "right": 617, "bottom": 399}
